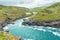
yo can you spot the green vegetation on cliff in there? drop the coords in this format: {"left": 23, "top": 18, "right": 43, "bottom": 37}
{"left": 31, "top": 2, "right": 60, "bottom": 22}
{"left": 0, "top": 32, "right": 19, "bottom": 40}
{"left": 0, "top": 5, "right": 31, "bottom": 23}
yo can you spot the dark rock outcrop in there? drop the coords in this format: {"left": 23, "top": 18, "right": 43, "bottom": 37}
{"left": 22, "top": 20, "right": 60, "bottom": 28}
{"left": 22, "top": 21, "right": 44, "bottom": 26}
{"left": 0, "top": 18, "right": 12, "bottom": 27}
{"left": 0, "top": 17, "right": 13, "bottom": 31}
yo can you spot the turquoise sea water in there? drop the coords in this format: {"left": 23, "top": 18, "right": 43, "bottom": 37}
{"left": 5, "top": 18, "right": 60, "bottom": 40}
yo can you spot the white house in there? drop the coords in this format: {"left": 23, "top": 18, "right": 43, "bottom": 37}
{"left": 33, "top": 12, "right": 38, "bottom": 15}
{"left": 26, "top": 12, "right": 32, "bottom": 15}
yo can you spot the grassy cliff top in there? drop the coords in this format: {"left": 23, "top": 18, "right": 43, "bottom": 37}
{"left": 30, "top": 2, "right": 60, "bottom": 22}
{"left": 0, "top": 5, "right": 32, "bottom": 23}
{"left": 0, "top": 32, "right": 19, "bottom": 40}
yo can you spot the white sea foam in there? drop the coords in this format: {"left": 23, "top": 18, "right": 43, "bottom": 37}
{"left": 3, "top": 27, "right": 8, "bottom": 30}
{"left": 37, "top": 28, "right": 46, "bottom": 32}
{"left": 52, "top": 28, "right": 57, "bottom": 30}
{"left": 47, "top": 30, "right": 52, "bottom": 32}
{"left": 52, "top": 32, "right": 60, "bottom": 37}
{"left": 33, "top": 28, "right": 37, "bottom": 30}
{"left": 32, "top": 28, "right": 46, "bottom": 32}
{"left": 47, "top": 27, "right": 57, "bottom": 30}
{"left": 40, "top": 27, "right": 60, "bottom": 37}
{"left": 28, "top": 27, "right": 33, "bottom": 28}
{"left": 24, "top": 39, "right": 33, "bottom": 40}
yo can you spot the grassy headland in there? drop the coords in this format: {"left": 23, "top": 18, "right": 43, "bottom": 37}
{"left": 0, "top": 32, "right": 20, "bottom": 40}
{"left": 0, "top": 5, "right": 32, "bottom": 23}
{"left": 0, "top": 5, "right": 28, "bottom": 40}
{"left": 31, "top": 2, "right": 60, "bottom": 22}
{"left": 22, "top": 2, "right": 60, "bottom": 28}
{"left": 0, "top": 5, "right": 32, "bottom": 27}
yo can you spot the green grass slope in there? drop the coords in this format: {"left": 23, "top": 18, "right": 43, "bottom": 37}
{"left": 0, "top": 5, "right": 31, "bottom": 22}
{"left": 0, "top": 32, "right": 19, "bottom": 40}
{"left": 31, "top": 2, "right": 60, "bottom": 22}
{"left": 31, "top": 6, "right": 47, "bottom": 12}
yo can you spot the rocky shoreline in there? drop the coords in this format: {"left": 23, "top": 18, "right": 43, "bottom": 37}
{"left": 0, "top": 17, "right": 12, "bottom": 31}
{"left": 0, "top": 17, "right": 23, "bottom": 31}
{"left": 22, "top": 19, "right": 60, "bottom": 28}
{"left": 0, "top": 16, "right": 29, "bottom": 31}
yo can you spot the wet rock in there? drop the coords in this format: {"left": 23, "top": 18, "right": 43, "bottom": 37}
{"left": 22, "top": 20, "right": 60, "bottom": 28}
{"left": 22, "top": 21, "right": 43, "bottom": 26}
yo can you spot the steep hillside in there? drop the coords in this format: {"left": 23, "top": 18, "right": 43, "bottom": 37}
{"left": 0, "top": 5, "right": 31, "bottom": 23}
{"left": 31, "top": 2, "right": 60, "bottom": 22}
{"left": 0, "top": 32, "right": 19, "bottom": 40}
{"left": 31, "top": 6, "right": 47, "bottom": 12}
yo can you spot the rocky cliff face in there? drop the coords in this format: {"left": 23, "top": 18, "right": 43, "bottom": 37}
{"left": 22, "top": 19, "right": 60, "bottom": 28}
{"left": 0, "top": 17, "right": 13, "bottom": 31}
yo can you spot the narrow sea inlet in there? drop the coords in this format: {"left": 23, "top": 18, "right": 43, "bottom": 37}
{"left": 0, "top": 0, "right": 60, "bottom": 40}
{"left": 4, "top": 18, "right": 60, "bottom": 40}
